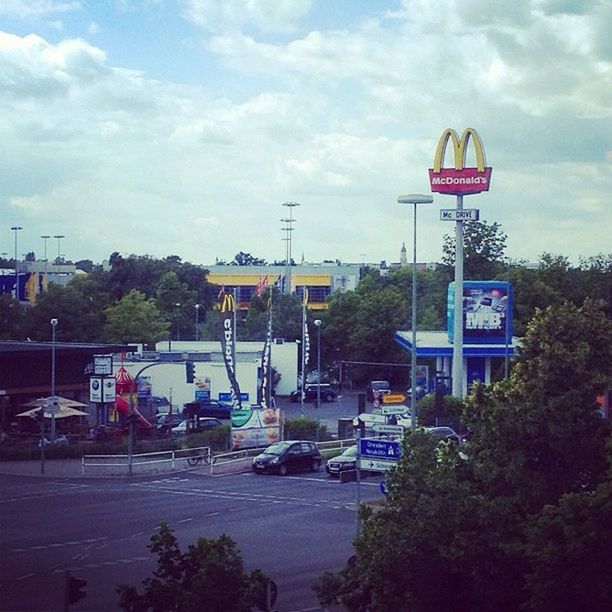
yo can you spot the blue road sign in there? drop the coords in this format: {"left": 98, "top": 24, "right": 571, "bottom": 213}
{"left": 359, "top": 438, "right": 401, "bottom": 461}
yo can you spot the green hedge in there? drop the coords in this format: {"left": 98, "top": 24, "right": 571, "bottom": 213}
{"left": 283, "top": 418, "right": 331, "bottom": 442}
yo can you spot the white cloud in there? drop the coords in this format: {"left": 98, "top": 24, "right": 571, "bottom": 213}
{"left": 0, "top": 0, "right": 79, "bottom": 18}
{"left": 181, "top": 0, "right": 311, "bottom": 33}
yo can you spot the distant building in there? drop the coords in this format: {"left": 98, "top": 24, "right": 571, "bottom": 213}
{"left": 205, "top": 263, "right": 361, "bottom": 310}
{"left": 0, "top": 259, "right": 77, "bottom": 303}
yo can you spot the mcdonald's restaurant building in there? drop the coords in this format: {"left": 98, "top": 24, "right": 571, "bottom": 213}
{"left": 205, "top": 264, "right": 361, "bottom": 310}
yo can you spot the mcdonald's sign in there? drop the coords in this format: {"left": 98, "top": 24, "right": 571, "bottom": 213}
{"left": 429, "top": 128, "right": 492, "bottom": 196}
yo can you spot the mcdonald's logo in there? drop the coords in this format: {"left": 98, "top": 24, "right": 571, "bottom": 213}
{"left": 220, "top": 292, "right": 235, "bottom": 313}
{"left": 429, "top": 128, "right": 492, "bottom": 196}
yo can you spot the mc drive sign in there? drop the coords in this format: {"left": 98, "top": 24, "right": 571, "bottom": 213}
{"left": 359, "top": 438, "right": 401, "bottom": 462}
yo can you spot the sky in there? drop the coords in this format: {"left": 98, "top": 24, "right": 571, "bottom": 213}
{"left": 1, "top": 0, "right": 610, "bottom": 268}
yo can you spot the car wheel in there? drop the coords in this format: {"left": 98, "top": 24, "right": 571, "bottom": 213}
{"left": 278, "top": 464, "right": 287, "bottom": 476}
{"left": 311, "top": 459, "right": 321, "bottom": 472}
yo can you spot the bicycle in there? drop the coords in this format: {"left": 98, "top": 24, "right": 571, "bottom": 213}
{"left": 186, "top": 450, "right": 216, "bottom": 467}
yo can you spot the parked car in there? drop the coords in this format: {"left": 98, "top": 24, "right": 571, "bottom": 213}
{"left": 289, "top": 383, "right": 337, "bottom": 403}
{"left": 424, "top": 426, "right": 461, "bottom": 445}
{"left": 155, "top": 413, "right": 183, "bottom": 431}
{"left": 326, "top": 445, "right": 358, "bottom": 476}
{"left": 172, "top": 417, "right": 224, "bottom": 436}
{"left": 366, "top": 380, "right": 391, "bottom": 402}
{"left": 183, "top": 399, "right": 233, "bottom": 420}
{"left": 252, "top": 440, "right": 322, "bottom": 475}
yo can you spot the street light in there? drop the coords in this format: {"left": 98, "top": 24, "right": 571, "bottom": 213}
{"left": 281, "top": 201, "right": 300, "bottom": 294}
{"left": 10, "top": 226, "right": 22, "bottom": 300}
{"left": 195, "top": 304, "right": 201, "bottom": 341}
{"left": 53, "top": 234, "right": 64, "bottom": 262}
{"left": 50, "top": 318, "right": 59, "bottom": 442}
{"left": 314, "top": 319, "right": 322, "bottom": 410}
{"left": 398, "top": 194, "right": 433, "bottom": 431}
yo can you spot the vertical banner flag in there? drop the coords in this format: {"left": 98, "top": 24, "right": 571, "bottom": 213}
{"left": 219, "top": 291, "right": 243, "bottom": 409}
{"left": 303, "top": 288, "right": 310, "bottom": 368}
{"left": 258, "top": 296, "right": 273, "bottom": 408}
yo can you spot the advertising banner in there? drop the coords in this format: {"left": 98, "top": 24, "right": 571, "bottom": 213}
{"left": 231, "top": 407, "right": 280, "bottom": 450}
{"left": 447, "top": 281, "right": 512, "bottom": 344}
{"left": 219, "top": 291, "right": 243, "bottom": 409}
{"left": 90, "top": 377, "right": 102, "bottom": 402}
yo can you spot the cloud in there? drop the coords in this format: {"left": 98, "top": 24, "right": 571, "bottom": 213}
{"left": 0, "top": 0, "right": 80, "bottom": 18}
{"left": 181, "top": 0, "right": 312, "bottom": 33}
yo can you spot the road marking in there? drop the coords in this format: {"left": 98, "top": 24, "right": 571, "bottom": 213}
{"left": 178, "top": 517, "right": 192, "bottom": 524}
{"left": 16, "top": 573, "right": 35, "bottom": 581}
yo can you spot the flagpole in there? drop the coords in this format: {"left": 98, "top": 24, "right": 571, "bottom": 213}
{"left": 301, "top": 286, "right": 306, "bottom": 418}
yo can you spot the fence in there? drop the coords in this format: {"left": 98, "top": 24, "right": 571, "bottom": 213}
{"left": 82, "top": 446, "right": 211, "bottom": 476}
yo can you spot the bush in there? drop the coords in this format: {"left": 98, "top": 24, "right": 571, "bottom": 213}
{"left": 284, "top": 418, "right": 330, "bottom": 441}
{"left": 183, "top": 425, "right": 231, "bottom": 452}
{"left": 417, "top": 393, "right": 465, "bottom": 431}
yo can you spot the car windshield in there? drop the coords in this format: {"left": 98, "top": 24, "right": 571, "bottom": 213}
{"left": 372, "top": 381, "right": 390, "bottom": 390}
{"left": 262, "top": 442, "right": 289, "bottom": 456}
{"left": 341, "top": 446, "right": 358, "bottom": 457}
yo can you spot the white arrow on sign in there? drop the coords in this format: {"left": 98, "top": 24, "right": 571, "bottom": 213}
{"left": 380, "top": 405, "right": 410, "bottom": 416}
{"left": 440, "top": 209, "right": 480, "bottom": 221}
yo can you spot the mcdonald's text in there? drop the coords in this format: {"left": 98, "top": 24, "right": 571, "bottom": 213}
{"left": 429, "top": 167, "right": 492, "bottom": 195}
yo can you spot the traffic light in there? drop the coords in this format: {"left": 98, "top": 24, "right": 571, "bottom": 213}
{"left": 185, "top": 360, "right": 195, "bottom": 384}
{"left": 66, "top": 571, "right": 87, "bottom": 606}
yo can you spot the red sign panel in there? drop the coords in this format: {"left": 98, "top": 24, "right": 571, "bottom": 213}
{"left": 429, "top": 167, "right": 492, "bottom": 195}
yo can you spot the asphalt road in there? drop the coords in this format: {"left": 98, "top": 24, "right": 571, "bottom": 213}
{"left": 1, "top": 467, "right": 383, "bottom": 611}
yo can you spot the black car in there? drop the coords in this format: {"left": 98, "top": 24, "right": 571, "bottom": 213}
{"left": 326, "top": 445, "right": 358, "bottom": 476}
{"left": 289, "top": 384, "right": 337, "bottom": 403}
{"left": 366, "top": 380, "right": 391, "bottom": 402}
{"left": 252, "top": 440, "right": 322, "bottom": 476}
{"left": 183, "top": 399, "right": 233, "bottom": 420}
{"left": 155, "top": 413, "right": 183, "bottom": 431}
{"left": 424, "top": 426, "right": 461, "bottom": 445}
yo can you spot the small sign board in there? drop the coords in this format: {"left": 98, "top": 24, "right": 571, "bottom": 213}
{"left": 359, "top": 458, "right": 397, "bottom": 472}
{"left": 440, "top": 208, "right": 480, "bottom": 221}
{"left": 90, "top": 377, "right": 102, "bottom": 403}
{"left": 94, "top": 354, "right": 113, "bottom": 376}
{"left": 102, "top": 377, "right": 116, "bottom": 402}
{"left": 372, "top": 424, "right": 405, "bottom": 435}
{"left": 382, "top": 394, "right": 405, "bottom": 404}
{"left": 46, "top": 396, "right": 60, "bottom": 414}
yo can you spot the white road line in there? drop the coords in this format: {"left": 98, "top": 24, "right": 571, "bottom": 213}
{"left": 16, "top": 573, "right": 35, "bottom": 582}
{"left": 178, "top": 517, "right": 192, "bottom": 524}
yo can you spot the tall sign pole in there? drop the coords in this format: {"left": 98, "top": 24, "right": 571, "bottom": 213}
{"left": 429, "top": 128, "right": 492, "bottom": 399}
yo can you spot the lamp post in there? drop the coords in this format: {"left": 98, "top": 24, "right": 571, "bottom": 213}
{"left": 281, "top": 201, "right": 300, "bottom": 293}
{"left": 10, "top": 226, "right": 22, "bottom": 300}
{"left": 50, "top": 318, "right": 58, "bottom": 442}
{"left": 53, "top": 234, "right": 64, "bottom": 262}
{"left": 398, "top": 194, "right": 433, "bottom": 430}
{"left": 314, "top": 319, "right": 322, "bottom": 410}
{"left": 195, "top": 304, "right": 200, "bottom": 341}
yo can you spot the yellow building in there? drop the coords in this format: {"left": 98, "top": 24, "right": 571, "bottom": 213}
{"left": 205, "top": 264, "right": 360, "bottom": 311}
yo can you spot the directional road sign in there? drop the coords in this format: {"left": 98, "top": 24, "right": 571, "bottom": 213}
{"left": 372, "top": 424, "right": 405, "bottom": 436}
{"left": 359, "top": 438, "right": 401, "bottom": 461}
{"left": 440, "top": 208, "right": 480, "bottom": 221}
{"left": 359, "top": 458, "right": 397, "bottom": 472}
{"left": 381, "top": 405, "right": 410, "bottom": 416}
{"left": 382, "top": 394, "right": 406, "bottom": 404}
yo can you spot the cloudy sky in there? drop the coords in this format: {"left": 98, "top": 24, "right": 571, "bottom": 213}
{"left": 1, "top": 0, "right": 610, "bottom": 268}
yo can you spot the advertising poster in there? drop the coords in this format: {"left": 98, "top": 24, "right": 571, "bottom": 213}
{"left": 448, "top": 281, "right": 512, "bottom": 344}
{"left": 231, "top": 408, "right": 280, "bottom": 450}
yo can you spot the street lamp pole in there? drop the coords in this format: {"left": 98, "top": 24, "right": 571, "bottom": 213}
{"left": 195, "top": 304, "right": 200, "bottom": 341}
{"left": 398, "top": 195, "right": 433, "bottom": 430}
{"left": 50, "top": 318, "right": 58, "bottom": 442}
{"left": 53, "top": 234, "right": 64, "bottom": 262}
{"left": 10, "top": 226, "right": 22, "bottom": 300}
{"left": 281, "top": 201, "right": 300, "bottom": 293}
{"left": 314, "top": 319, "right": 322, "bottom": 410}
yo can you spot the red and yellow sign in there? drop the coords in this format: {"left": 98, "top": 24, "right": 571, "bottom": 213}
{"left": 383, "top": 394, "right": 406, "bottom": 404}
{"left": 429, "top": 127, "right": 492, "bottom": 196}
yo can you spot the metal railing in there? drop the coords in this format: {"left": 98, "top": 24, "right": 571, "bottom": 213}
{"left": 82, "top": 446, "right": 211, "bottom": 476}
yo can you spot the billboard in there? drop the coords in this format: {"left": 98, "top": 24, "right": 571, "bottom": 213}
{"left": 231, "top": 407, "right": 280, "bottom": 450}
{"left": 447, "top": 281, "right": 512, "bottom": 344}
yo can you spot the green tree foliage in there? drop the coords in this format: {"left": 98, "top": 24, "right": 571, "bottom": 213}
{"left": 103, "top": 290, "right": 168, "bottom": 346}
{"left": 230, "top": 252, "right": 267, "bottom": 266}
{"left": 316, "top": 300, "right": 612, "bottom": 611}
{"left": 155, "top": 271, "right": 198, "bottom": 340}
{"left": 0, "top": 295, "right": 24, "bottom": 340}
{"left": 117, "top": 522, "right": 270, "bottom": 612}
{"left": 442, "top": 220, "right": 507, "bottom": 279}
{"left": 21, "top": 283, "right": 104, "bottom": 342}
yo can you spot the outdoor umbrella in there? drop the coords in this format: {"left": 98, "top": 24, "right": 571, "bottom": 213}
{"left": 17, "top": 406, "right": 89, "bottom": 419}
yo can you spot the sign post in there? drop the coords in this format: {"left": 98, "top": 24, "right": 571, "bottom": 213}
{"left": 429, "top": 128, "right": 492, "bottom": 398}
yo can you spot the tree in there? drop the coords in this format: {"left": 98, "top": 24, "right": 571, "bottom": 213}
{"left": 442, "top": 220, "right": 507, "bottom": 279}
{"left": 230, "top": 252, "right": 267, "bottom": 266}
{"left": 103, "top": 290, "right": 168, "bottom": 346}
{"left": 316, "top": 299, "right": 612, "bottom": 611}
{"left": 154, "top": 271, "right": 198, "bottom": 340}
{"left": 117, "top": 522, "right": 271, "bottom": 612}
{"left": 0, "top": 295, "right": 24, "bottom": 340}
